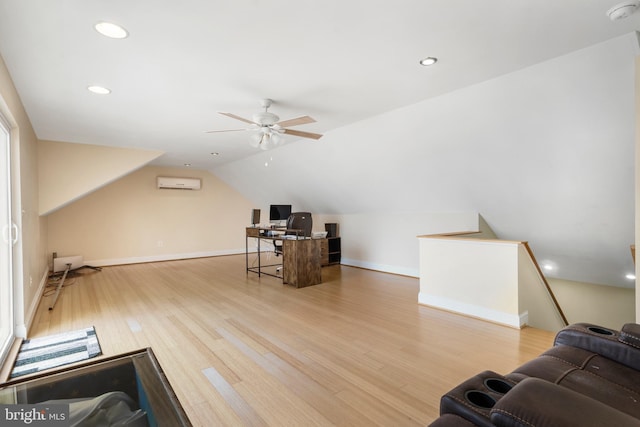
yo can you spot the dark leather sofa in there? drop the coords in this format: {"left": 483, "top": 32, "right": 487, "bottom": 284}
{"left": 429, "top": 323, "right": 640, "bottom": 427}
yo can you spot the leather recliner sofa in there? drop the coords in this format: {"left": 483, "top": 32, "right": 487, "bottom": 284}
{"left": 429, "top": 322, "right": 640, "bottom": 427}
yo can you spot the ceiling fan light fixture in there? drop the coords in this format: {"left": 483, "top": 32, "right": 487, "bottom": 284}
{"left": 249, "top": 132, "right": 262, "bottom": 147}
{"left": 271, "top": 132, "right": 282, "bottom": 146}
{"left": 260, "top": 134, "right": 272, "bottom": 150}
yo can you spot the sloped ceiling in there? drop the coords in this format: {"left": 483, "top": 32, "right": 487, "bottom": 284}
{"left": 0, "top": 1, "right": 637, "bottom": 287}
{"left": 38, "top": 140, "right": 163, "bottom": 215}
{"left": 215, "top": 33, "right": 637, "bottom": 288}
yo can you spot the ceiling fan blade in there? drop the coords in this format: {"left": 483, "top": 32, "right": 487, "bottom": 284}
{"left": 204, "top": 129, "right": 246, "bottom": 133}
{"left": 276, "top": 116, "right": 316, "bottom": 128}
{"left": 283, "top": 128, "right": 323, "bottom": 140}
{"left": 218, "top": 112, "right": 255, "bottom": 125}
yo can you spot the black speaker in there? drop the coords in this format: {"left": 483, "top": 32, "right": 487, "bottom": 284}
{"left": 251, "top": 209, "right": 260, "bottom": 226}
{"left": 325, "top": 223, "right": 338, "bottom": 238}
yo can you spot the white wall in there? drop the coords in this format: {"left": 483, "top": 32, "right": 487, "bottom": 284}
{"left": 418, "top": 237, "right": 523, "bottom": 328}
{"left": 44, "top": 160, "right": 479, "bottom": 276}
{"left": 327, "top": 212, "right": 478, "bottom": 276}
{"left": 46, "top": 165, "right": 255, "bottom": 266}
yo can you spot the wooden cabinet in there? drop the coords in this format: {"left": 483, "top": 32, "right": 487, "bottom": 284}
{"left": 283, "top": 238, "right": 321, "bottom": 288}
{"left": 320, "top": 237, "right": 341, "bottom": 266}
{"left": 320, "top": 239, "right": 329, "bottom": 266}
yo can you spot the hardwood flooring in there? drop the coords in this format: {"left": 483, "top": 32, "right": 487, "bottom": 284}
{"left": 27, "top": 255, "right": 554, "bottom": 426}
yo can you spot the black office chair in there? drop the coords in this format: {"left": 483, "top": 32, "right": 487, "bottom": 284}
{"left": 275, "top": 212, "right": 313, "bottom": 256}
{"left": 287, "top": 212, "right": 313, "bottom": 238}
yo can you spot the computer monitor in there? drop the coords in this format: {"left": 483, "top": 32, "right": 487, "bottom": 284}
{"left": 269, "top": 204, "right": 292, "bottom": 222}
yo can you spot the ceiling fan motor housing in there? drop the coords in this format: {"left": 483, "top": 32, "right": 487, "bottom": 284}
{"left": 252, "top": 111, "right": 279, "bottom": 126}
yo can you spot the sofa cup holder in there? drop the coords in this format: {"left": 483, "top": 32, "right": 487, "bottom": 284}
{"left": 587, "top": 326, "right": 614, "bottom": 336}
{"left": 464, "top": 390, "right": 496, "bottom": 409}
{"left": 484, "top": 378, "right": 513, "bottom": 394}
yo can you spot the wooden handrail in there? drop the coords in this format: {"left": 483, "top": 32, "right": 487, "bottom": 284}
{"left": 418, "top": 233, "right": 523, "bottom": 245}
{"left": 522, "top": 242, "right": 569, "bottom": 326}
{"left": 417, "top": 231, "right": 481, "bottom": 238}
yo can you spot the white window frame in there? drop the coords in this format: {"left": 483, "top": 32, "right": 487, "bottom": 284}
{"left": 0, "top": 111, "right": 14, "bottom": 365}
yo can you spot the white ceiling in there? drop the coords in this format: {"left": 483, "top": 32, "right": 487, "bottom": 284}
{"left": 0, "top": 1, "right": 639, "bottom": 288}
{"left": 0, "top": 1, "right": 638, "bottom": 167}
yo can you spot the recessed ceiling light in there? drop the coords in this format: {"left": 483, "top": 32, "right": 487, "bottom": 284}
{"left": 210, "top": 152, "right": 219, "bottom": 156}
{"left": 184, "top": 163, "right": 191, "bottom": 167}
{"left": 542, "top": 264, "right": 553, "bottom": 271}
{"left": 420, "top": 57, "right": 438, "bottom": 66}
{"left": 87, "top": 85, "right": 111, "bottom": 95}
{"left": 626, "top": 273, "right": 636, "bottom": 280}
{"left": 94, "top": 21, "right": 129, "bottom": 39}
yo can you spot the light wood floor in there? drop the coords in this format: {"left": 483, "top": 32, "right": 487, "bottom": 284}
{"left": 27, "top": 255, "right": 554, "bottom": 426}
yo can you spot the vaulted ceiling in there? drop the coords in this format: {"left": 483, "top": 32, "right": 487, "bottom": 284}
{"left": 0, "top": 1, "right": 638, "bottom": 288}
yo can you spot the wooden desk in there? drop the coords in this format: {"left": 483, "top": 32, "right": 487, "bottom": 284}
{"left": 282, "top": 238, "right": 321, "bottom": 288}
{"left": 246, "top": 227, "right": 322, "bottom": 288}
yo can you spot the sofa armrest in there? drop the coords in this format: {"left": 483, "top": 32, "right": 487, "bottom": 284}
{"left": 428, "top": 413, "right": 479, "bottom": 427}
{"left": 620, "top": 323, "right": 640, "bottom": 348}
{"left": 553, "top": 323, "right": 640, "bottom": 371}
{"left": 490, "top": 377, "right": 640, "bottom": 427}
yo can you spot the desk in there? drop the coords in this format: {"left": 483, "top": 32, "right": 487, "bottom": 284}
{"left": 246, "top": 227, "right": 321, "bottom": 288}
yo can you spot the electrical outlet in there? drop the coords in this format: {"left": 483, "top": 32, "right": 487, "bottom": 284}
{"left": 157, "top": 240, "right": 164, "bottom": 248}
{"left": 29, "top": 276, "right": 33, "bottom": 287}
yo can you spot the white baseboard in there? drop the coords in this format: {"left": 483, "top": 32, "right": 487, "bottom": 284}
{"left": 18, "top": 267, "right": 49, "bottom": 338}
{"left": 418, "top": 292, "right": 525, "bottom": 329}
{"left": 86, "top": 252, "right": 418, "bottom": 280}
{"left": 341, "top": 258, "right": 419, "bottom": 277}
{"left": 86, "top": 249, "right": 247, "bottom": 267}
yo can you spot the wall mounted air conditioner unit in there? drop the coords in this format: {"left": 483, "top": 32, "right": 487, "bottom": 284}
{"left": 157, "top": 176, "right": 201, "bottom": 190}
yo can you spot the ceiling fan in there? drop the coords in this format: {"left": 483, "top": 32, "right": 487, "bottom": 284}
{"left": 206, "top": 99, "right": 323, "bottom": 150}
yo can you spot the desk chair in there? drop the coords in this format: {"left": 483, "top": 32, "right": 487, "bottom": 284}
{"left": 275, "top": 212, "right": 313, "bottom": 259}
